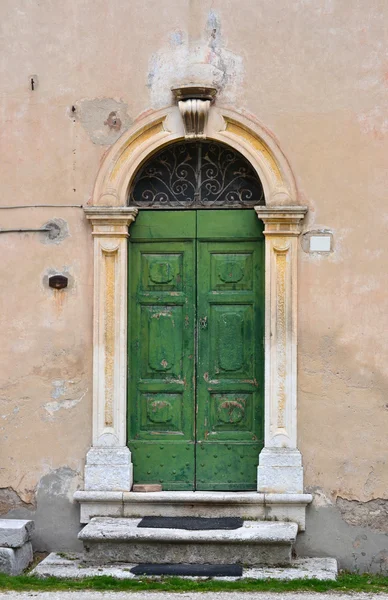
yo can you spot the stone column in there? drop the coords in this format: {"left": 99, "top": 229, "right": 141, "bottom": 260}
{"left": 83, "top": 207, "right": 138, "bottom": 491}
{"left": 255, "top": 206, "right": 307, "bottom": 494}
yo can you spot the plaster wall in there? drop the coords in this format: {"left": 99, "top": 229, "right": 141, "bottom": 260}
{"left": 1, "top": 0, "right": 388, "bottom": 571}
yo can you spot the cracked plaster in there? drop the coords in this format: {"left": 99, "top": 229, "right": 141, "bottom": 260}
{"left": 147, "top": 10, "right": 244, "bottom": 108}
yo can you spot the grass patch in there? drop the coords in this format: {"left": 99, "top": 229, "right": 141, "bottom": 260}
{"left": 0, "top": 573, "right": 388, "bottom": 593}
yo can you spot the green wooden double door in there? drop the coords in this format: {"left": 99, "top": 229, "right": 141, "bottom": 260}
{"left": 128, "top": 210, "right": 264, "bottom": 491}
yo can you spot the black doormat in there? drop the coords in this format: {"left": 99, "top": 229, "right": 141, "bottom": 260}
{"left": 130, "top": 563, "right": 243, "bottom": 577}
{"left": 138, "top": 516, "right": 244, "bottom": 530}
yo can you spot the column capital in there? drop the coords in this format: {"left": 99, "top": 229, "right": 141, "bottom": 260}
{"left": 255, "top": 206, "right": 308, "bottom": 236}
{"left": 84, "top": 206, "right": 138, "bottom": 237}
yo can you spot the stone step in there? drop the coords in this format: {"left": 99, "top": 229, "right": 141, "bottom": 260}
{"left": 32, "top": 552, "right": 338, "bottom": 581}
{"left": 74, "top": 490, "right": 312, "bottom": 531}
{"left": 79, "top": 517, "right": 298, "bottom": 566}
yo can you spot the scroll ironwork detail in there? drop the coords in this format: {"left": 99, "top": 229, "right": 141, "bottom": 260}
{"left": 129, "top": 141, "right": 265, "bottom": 209}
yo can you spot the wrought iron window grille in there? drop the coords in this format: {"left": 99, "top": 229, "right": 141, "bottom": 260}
{"left": 129, "top": 141, "right": 265, "bottom": 209}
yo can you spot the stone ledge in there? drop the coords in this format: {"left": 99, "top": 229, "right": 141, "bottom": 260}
{"left": 32, "top": 553, "right": 338, "bottom": 581}
{"left": 74, "top": 490, "right": 312, "bottom": 504}
{"left": 0, "top": 519, "right": 34, "bottom": 548}
{"left": 74, "top": 491, "right": 312, "bottom": 530}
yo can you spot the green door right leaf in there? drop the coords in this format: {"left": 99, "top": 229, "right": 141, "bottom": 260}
{"left": 195, "top": 211, "right": 264, "bottom": 490}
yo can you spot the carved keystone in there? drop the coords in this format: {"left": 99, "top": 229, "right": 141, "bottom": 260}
{"left": 172, "top": 85, "right": 217, "bottom": 139}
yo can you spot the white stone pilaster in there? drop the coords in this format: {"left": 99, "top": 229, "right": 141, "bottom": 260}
{"left": 83, "top": 207, "right": 138, "bottom": 491}
{"left": 255, "top": 206, "right": 307, "bottom": 494}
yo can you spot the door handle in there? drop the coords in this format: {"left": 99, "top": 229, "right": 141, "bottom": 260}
{"left": 199, "top": 316, "right": 208, "bottom": 330}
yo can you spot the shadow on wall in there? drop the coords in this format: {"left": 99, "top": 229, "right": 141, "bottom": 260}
{"left": 296, "top": 498, "right": 388, "bottom": 574}
{"left": 0, "top": 467, "right": 83, "bottom": 552}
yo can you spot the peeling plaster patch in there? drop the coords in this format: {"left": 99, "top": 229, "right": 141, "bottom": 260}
{"left": 206, "top": 10, "right": 222, "bottom": 47}
{"left": 337, "top": 497, "right": 388, "bottom": 533}
{"left": 51, "top": 379, "right": 66, "bottom": 400}
{"left": 148, "top": 12, "right": 244, "bottom": 108}
{"left": 169, "top": 29, "right": 184, "bottom": 46}
{"left": 72, "top": 98, "right": 132, "bottom": 146}
{"left": 104, "top": 111, "right": 121, "bottom": 131}
{"left": 0, "top": 488, "right": 34, "bottom": 515}
{"left": 308, "top": 487, "right": 334, "bottom": 508}
{"left": 40, "top": 218, "right": 69, "bottom": 245}
{"left": 43, "top": 381, "right": 87, "bottom": 419}
{"left": 44, "top": 395, "right": 86, "bottom": 417}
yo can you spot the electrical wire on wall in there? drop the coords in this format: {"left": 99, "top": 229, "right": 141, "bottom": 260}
{"left": 0, "top": 205, "right": 83, "bottom": 209}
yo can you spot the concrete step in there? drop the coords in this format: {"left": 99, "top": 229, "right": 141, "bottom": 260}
{"left": 79, "top": 517, "right": 298, "bottom": 566}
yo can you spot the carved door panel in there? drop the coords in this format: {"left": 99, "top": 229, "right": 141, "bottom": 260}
{"left": 128, "top": 210, "right": 264, "bottom": 491}
{"left": 195, "top": 212, "right": 264, "bottom": 490}
{"left": 128, "top": 212, "right": 196, "bottom": 490}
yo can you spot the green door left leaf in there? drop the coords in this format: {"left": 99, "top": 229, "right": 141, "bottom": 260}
{"left": 128, "top": 212, "right": 196, "bottom": 490}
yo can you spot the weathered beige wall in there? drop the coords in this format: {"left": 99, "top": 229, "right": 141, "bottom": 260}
{"left": 1, "top": 0, "right": 388, "bottom": 567}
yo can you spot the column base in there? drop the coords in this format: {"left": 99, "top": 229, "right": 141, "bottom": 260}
{"left": 84, "top": 447, "right": 133, "bottom": 492}
{"left": 257, "top": 447, "right": 304, "bottom": 494}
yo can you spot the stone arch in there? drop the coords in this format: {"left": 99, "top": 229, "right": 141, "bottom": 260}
{"left": 90, "top": 106, "right": 298, "bottom": 209}
{"left": 78, "top": 102, "right": 311, "bottom": 528}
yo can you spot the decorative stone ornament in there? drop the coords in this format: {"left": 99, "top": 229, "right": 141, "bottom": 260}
{"left": 172, "top": 85, "right": 217, "bottom": 139}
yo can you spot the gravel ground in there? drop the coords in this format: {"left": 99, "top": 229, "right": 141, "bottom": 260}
{"left": 0, "top": 593, "right": 387, "bottom": 600}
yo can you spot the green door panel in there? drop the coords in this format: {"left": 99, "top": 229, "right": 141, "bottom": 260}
{"left": 130, "top": 210, "right": 196, "bottom": 240}
{"left": 131, "top": 443, "right": 195, "bottom": 491}
{"left": 128, "top": 231, "right": 196, "bottom": 490}
{"left": 196, "top": 238, "right": 264, "bottom": 490}
{"left": 197, "top": 209, "right": 264, "bottom": 240}
{"left": 128, "top": 210, "right": 264, "bottom": 491}
{"left": 196, "top": 444, "right": 261, "bottom": 491}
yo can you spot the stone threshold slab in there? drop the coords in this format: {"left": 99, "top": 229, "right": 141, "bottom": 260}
{"left": 32, "top": 553, "right": 338, "bottom": 581}
{"left": 74, "top": 491, "right": 312, "bottom": 530}
{"left": 75, "top": 491, "right": 313, "bottom": 504}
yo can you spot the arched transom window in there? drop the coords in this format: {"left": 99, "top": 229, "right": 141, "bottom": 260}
{"left": 129, "top": 141, "right": 265, "bottom": 209}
